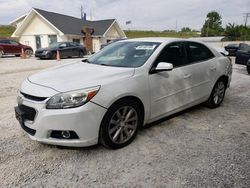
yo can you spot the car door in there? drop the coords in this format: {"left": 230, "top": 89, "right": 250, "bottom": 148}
{"left": 184, "top": 41, "right": 216, "bottom": 102}
{"left": 69, "top": 42, "right": 79, "bottom": 56}
{"left": 0, "top": 40, "right": 11, "bottom": 53}
{"left": 236, "top": 43, "right": 250, "bottom": 65}
{"left": 9, "top": 40, "right": 22, "bottom": 54}
{"left": 149, "top": 42, "right": 195, "bottom": 119}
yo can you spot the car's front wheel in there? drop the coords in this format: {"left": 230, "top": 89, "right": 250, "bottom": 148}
{"left": 99, "top": 99, "right": 142, "bottom": 149}
{"left": 0, "top": 50, "right": 3, "bottom": 58}
{"left": 206, "top": 79, "right": 226, "bottom": 108}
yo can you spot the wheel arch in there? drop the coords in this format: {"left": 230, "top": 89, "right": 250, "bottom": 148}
{"left": 218, "top": 75, "right": 229, "bottom": 87}
{"left": 109, "top": 96, "right": 145, "bottom": 124}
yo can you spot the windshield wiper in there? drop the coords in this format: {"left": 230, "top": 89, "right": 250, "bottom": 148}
{"left": 100, "top": 63, "right": 112, "bottom": 66}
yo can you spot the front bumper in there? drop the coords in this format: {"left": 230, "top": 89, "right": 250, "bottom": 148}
{"left": 15, "top": 92, "right": 107, "bottom": 147}
{"left": 35, "top": 52, "right": 51, "bottom": 59}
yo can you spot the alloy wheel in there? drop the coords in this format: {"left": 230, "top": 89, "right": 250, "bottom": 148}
{"left": 108, "top": 106, "right": 138, "bottom": 144}
{"left": 213, "top": 81, "right": 225, "bottom": 105}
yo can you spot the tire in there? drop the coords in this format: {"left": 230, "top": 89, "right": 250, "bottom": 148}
{"left": 247, "top": 63, "right": 250, "bottom": 74}
{"left": 25, "top": 49, "right": 33, "bottom": 57}
{"left": 79, "top": 51, "right": 84, "bottom": 58}
{"left": 99, "top": 99, "right": 142, "bottom": 149}
{"left": 206, "top": 79, "right": 226, "bottom": 108}
{"left": 0, "top": 50, "right": 3, "bottom": 58}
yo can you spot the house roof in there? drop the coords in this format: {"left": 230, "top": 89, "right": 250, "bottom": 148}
{"left": 34, "top": 8, "right": 115, "bottom": 36}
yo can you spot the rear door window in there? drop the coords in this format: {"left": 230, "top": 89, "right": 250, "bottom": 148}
{"left": 186, "top": 42, "right": 214, "bottom": 63}
{"left": 239, "top": 43, "right": 250, "bottom": 52}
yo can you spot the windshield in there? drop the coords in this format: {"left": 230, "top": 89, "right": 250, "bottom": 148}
{"left": 88, "top": 41, "right": 160, "bottom": 67}
{"left": 49, "top": 42, "right": 66, "bottom": 48}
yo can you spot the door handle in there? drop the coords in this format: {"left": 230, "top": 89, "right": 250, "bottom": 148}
{"left": 184, "top": 74, "right": 192, "bottom": 79}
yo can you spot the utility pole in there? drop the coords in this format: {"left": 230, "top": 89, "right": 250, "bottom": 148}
{"left": 206, "top": 20, "right": 209, "bottom": 37}
{"left": 81, "top": 5, "right": 84, "bottom": 19}
{"left": 175, "top": 20, "right": 178, "bottom": 32}
{"left": 243, "top": 13, "right": 250, "bottom": 27}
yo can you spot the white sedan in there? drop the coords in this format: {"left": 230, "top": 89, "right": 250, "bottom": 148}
{"left": 15, "top": 38, "right": 232, "bottom": 149}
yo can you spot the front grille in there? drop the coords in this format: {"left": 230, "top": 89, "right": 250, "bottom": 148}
{"left": 21, "top": 92, "right": 47, "bottom": 102}
{"left": 18, "top": 105, "right": 36, "bottom": 121}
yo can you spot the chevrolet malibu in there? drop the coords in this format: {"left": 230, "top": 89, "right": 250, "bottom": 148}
{"left": 15, "top": 38, "right": 232, "bottom": 149}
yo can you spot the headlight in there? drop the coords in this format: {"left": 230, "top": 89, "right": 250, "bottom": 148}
{"left": 46, "top": 86, "right": 100, "bottom": 109}
{"left": 42, "top": 50, "right": 50, "bottom": 55}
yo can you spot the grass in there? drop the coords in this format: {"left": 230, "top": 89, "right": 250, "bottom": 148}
{"left": 0, "top": 25, "right": 16, "bottom": 39}
{"left": 124, "top": 30, "right": 200, "bottom": 39}
{"left": 0, "top": 25, "right": 201, "bottom": 40}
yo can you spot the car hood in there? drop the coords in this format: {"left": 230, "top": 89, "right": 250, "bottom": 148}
{"left": 28, "top": 62, "right": 135, "bottom": 93}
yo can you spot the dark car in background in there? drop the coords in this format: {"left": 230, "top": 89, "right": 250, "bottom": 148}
{"left": 235, "top": 43, "right": 250, "bottom": 65}
{"left": 0, "top": 39, "right": 33, "bottom": 58}
{"left": 235, "top": 43, "right": 250, "bottom": 74}
{"left": 35, "top": 42, "right": 87, "bottom": 59}
{"left": 247, "top": 60, "right": 250, "bottom": 74}
{"left": 224, "top": 43, "right": 239, "bottom": 56}
{"left": 100, "top": 38, "right": 126, "bottom": 49}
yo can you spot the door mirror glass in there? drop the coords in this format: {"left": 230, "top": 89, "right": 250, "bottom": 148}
{"left": 154, "top": 62, "right": 173, "bottom": 72}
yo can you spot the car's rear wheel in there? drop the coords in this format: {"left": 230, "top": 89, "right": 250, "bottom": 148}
{"left": 206, "top": 79, "right": 226, "bottom": 108}
{"left": 247, "top": 62, "right": 250, "bottom": 74}
{"left": 0, "top": 50, "right": 3, "bottom": 58}
{"left": 99, "top": 99, "right": 142, "bottom": 149}
{"left": 25, "top": 49, "right": 33, "bottom": 57}
{"left": 79, "top": 51, "right": 84, "bottom": 58}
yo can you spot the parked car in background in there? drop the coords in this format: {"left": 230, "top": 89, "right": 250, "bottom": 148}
{"left": 35, "top": 42, "right": 87, "bottom": 59}
{"left": 100, "top": 38, "right": 126, "bottom": 49}
{"left": 247, "top": 59, "right": 250, "bottom": 74}
{"left": 224, "top": 43, "right": 239, "bottom": 56}
{"left": 235, "top": 43, "right": 250, "bottom": 65}
{"left": 15, "top": 38, "right": 232, "bottom": 149}
{"left": 0, "top": 39, "right": 33, "bottom": 58}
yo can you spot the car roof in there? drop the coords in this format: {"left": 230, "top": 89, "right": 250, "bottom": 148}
{"left": 122, "top": 37, "right": 206, "bottom": 44}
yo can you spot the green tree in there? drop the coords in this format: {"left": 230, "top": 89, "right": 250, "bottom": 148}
{"left": 181, "top": 27, "right": 191, "bottom": 32}
{"left": 224, "top": 23, "right": 250, "bottom": 40}
{"left": 201, "top": 11, "right": 224, "bottom": 37}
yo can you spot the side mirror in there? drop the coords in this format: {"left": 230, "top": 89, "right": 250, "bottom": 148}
{"left": 151, "top": 62, "right": 173, "bottom": 73}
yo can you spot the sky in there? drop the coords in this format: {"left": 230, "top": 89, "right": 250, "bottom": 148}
{"left": 0, "top": 0, "right": 249, "bottom": 31}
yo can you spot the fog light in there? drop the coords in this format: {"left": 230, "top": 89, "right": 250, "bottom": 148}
{"left": 61, "top": 131, "right": 71, "bottom": 139}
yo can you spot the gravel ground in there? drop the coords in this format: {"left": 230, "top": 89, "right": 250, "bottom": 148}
{"left": 0, "top": 56, "right": 249, "bottom": 187}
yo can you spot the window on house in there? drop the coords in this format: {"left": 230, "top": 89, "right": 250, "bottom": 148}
{"left": 73, "top": 39, "right": 80, "bottom": 44}
{"left": 48, "top": 35, "right": 57, "bottom": 46}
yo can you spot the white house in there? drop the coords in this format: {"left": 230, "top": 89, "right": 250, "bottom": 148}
{"left": 10, "top": 8, "right": 126, "bottom": 52}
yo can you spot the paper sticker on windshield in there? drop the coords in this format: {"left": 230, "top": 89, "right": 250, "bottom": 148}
{"left": 135, "top": 45, "right": 156, "bottom": 50}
